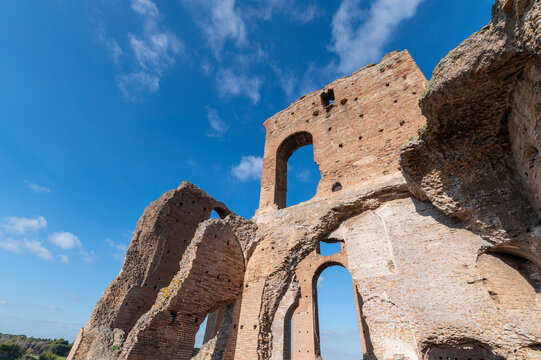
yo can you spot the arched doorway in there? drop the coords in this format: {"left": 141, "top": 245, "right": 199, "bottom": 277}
{"left": 313, "top": 264, "right": 363, "bottom": 360}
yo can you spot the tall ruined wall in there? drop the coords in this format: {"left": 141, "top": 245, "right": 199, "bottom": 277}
{"left": 258, "top": 50, "right": 427, "bottom": 213}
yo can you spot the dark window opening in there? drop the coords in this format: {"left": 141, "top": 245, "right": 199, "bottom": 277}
{"left": 320, "top": 88, "right": 335, "bottom": 107}
{"left": 332, "top": 182, "right": 343, "bottom": 192}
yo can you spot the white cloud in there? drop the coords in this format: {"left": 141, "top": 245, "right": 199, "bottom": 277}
{"left": 129, "top": 32, "right": 182, "bottom": 72}
{"left": 205, "top": 107, "right": 229, "bottom": 138}
{"left": 245, "top": 0, "right": 319, "bottom": 23}
{"left": 82, "top": 250, "right": 97, "bottom": 264}
{"left": 59, "top": 255, "right": 69, "bottom": 264}
{"left": 182, "top": 0, "right": 246, "bottom": 56}
{"left": 106, "top": 238, "right": 128, "bottom": 261}
{"left": 0, "top": 301, "right": 6, "bottom": 306}
{"left": 217, "top": 68, "right": 263, "bottom": 104}
{"left": 131, "top": 0, "right": 159, "bottom": 18}
{"left": 25, "top": 240, "right": 54, "bottom": 260}
{"left": 44, "top": 305, "right": 59, "bottom": 311}
{"left": 0, "top": 216, "right": 53, "bottom": 260}
{"left": 67, "top": 294, "right": 79, "bottom": 300}
{"left": 1, "top": 216, "right": 47, "bottom": 234}
{"left": 106, "top": 39, "right": 123, "bottom": 65}
{"left": 231, "top": 155, "right": 263, "bottom": 182}
{"left": 25, "top": 181, "right": 51, "bottom": 194}
{"left": 48, "top": 232, "right": 82, "bottom": 250}
{"left": 317, "top": 275, "right": 324, "bottom": 287}
{"left": 0, "top": 239, "right": 53, "bottom": 260}
{"left": 113, "top": 0, "right": 183, "bottom": 99}
{"left": 296, "top": 169, "right": 311, "bottom": 183}
{"left": 330, "top": 0, "right": 424, "bottom": 74}
{"left": 117, "top": 72, "right": 160, "bottom": 100}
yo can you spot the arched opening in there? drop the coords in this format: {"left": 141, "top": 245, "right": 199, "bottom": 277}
{"left": 211, "top": 207, "right": 229, "bottom": 219}
{"left": 275, "top": 131, "right": 321, "bottom": 209}
{"left": 192, "top": 315, "right": 209, "bottom": 356}
{"left": 314, "top": 265, "right": 363, "bottom": 360}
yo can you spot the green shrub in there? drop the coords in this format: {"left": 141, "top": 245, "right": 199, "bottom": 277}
{"left": 38, "top": 351, "right": 57, "bottom": 360}
{"left": 0, "top": 342, "right": 24, "bottom": 359}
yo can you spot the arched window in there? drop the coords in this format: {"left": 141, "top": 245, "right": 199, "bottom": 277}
{"left": 275, "top": 131, "right": 321, "bottom": 209}
{"left": 313, "top": 265, "right": 363, "bottom": 360}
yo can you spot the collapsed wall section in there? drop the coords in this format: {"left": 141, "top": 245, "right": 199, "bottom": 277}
{"left": 120, "top": 220, "right": 245, "bottom": 360}
{"left": 68, "top": 182, "right": 234, "bottom": 360}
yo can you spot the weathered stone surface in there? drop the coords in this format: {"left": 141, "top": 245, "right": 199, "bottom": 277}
{"left": 399, "top": 0, "right": 541, "bottom": 262}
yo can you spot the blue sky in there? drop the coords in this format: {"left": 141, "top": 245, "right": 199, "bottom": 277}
{"left": 0, "top": 0, "right": 492, "bottom": 355}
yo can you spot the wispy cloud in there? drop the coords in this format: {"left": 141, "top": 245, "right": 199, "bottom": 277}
{"left": 217, "top": 68, "right": 263, "bottom": 104}
{"left": 67, "top": 294, "right": 79, "bottom": 300}
{"left": 0, "top": 216, "right": 47, "bottom": 234}
{"left": 0, "top": 239, "right": 53, "bottom": 260}
{"left": 231, "top": 155, "right": 263, "bottom": 182}
{"left": 59, "top": 254, "right": 69, "bottom": 264}
{"left": 131, "top": 0, "right": 159, "bottom": 18}
{"left": 330, "top": 0, "right": 424, "bottom": 74}
{"left": 0, "top": 301, "right": 6, "bottom": 307}
{"left": 81, "top": 250, "right": 97, "bottom": 264}
{"left": 25, "top": 181, "right": 51, "bottom": 194}
{"left": 113, "top": 0, "right": 183, "bottom": 100}
{"left": 44, "top": 304, "right": 59, "bottom": 311}
{"left": 117, "top": 72, "right": 160, "bottom": 97}
{"left": 48, "top": 232, "right": 82, "bottom": 250}
{"left": 247, "top": 0, "right": 320, "bottom": 23}
{"left": 205, "top": 107, "right": 229, "bottom": 138}
{"left": 106, "top": 238, "right": 128, "bottom": 261}
{"left": 181, "top": 0, "right": 246, "bottom": 57}
{"left": 273, "top": 0, "right": 424, "bottom": 100}
{"left": 296, "top": 169, "right": 311, "bottom": 182}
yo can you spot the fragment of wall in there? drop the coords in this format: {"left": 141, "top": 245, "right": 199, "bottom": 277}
{"left": 120, "top": 220, "right": 245, "bottom": 359}
{"left": 258, "top": 50, "right": 427, "bottom": 213}
{"left": 67, "top": 182, "right": 234, "bottom": 360}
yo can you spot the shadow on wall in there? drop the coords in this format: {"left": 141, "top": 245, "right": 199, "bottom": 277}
{"left": 427, "top": 343, "right": 504, "bottom": 360}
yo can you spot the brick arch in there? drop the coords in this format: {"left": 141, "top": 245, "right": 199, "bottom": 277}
{"left": 274, "top": 131, "right": 316, "bottom": 209}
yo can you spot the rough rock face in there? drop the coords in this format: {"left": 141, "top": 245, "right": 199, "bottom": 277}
{"left": 399, "top": 0, "right": 541, "bottom": 262}
{"left": 70, "top": 1, "right": 540, "bottom": 359}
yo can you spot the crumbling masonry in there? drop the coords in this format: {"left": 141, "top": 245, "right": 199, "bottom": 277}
{"left": 68, "top": 1, "right": 541, "bottom": 359}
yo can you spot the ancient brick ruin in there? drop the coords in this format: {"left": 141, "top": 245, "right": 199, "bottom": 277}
{"left": 68, "top": 1, "right": 541, "bottom": 359}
